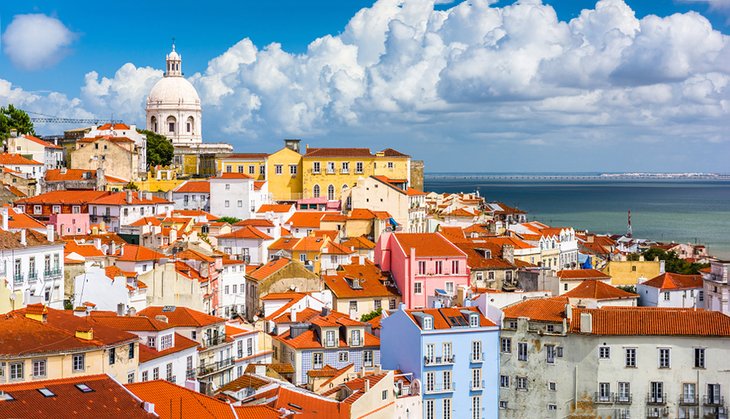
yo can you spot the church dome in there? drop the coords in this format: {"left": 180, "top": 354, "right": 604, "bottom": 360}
{"left": 147, "top": 76, "right": 200, "bottom": 106}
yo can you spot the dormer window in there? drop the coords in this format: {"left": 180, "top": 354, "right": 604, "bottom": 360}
{"left": 324, "top": 330, "right": 336, "bottom": 347}
{"left": 470, "top": 314, "right": 479, "bottom": 327}
{"left": 350, "top": 329, "right": 362, "bottom": 346}
{"left": 423, "top": 317, "right": 433, "bottom": 330}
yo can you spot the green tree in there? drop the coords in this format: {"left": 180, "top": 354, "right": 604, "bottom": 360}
{"left": 124, "top": 182, "right": 139, "bottom": 191}
{"left": 642, "top": 248, "right": 708, "bottom": 275}
{"left": 617, "top": 285, "right": 636, "bottom": 294}
{"left": 0, "top": 105, "right": 35, "bottom": 141}
{"left": 217, "top": 216, "right": 241, "bottom": 225}
{"left": 139, "top": 129, "right": 174, "bottom": 167}
{"left": 360, "top": 308, "right": 382, "bottom": 322}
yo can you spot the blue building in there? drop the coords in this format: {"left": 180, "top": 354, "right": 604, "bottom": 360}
{"left": 381, "top": 304, "right": 499, "bottom": 419}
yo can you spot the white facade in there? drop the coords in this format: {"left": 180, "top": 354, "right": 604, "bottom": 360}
{"left": 7, "top": 135, "right": 64, "bottom": 170}
{"left": 137, "top": 330, "right": 199, "bottom": 387}
{"left": 0, "top": 159, "right": 44, "bottom": 182}
{"left": 209, "top": 176, "right": 256, "bottom": 220}
{"left": 637, "top": 284, "right": 704, "bottom": 308}
{"left": 704, "top": 261, "right": 730, "bottom": 315}
{"left": 229, "top": 326, "right": 274, "bottom": 379}
{"left": 219, "top": 262, "right": 247, "bottom": 319}
{"left": 347, "top": 176, "right": 427, "bottom": 233}
{"left": 145, "top": 44, "right": 202, "bottom": 145}
{"left": 73, "top": 266, "right": 129, "bottom": 312}
{"left": 217, "top": 236, "right": 272, "bottom": 265}
{"left": 89, "top": 193, "right": 174, "bottom": 232}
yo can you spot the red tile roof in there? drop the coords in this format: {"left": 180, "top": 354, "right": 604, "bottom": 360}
{"left": 21, "top": 134, "right": 63, "bottom": 149}
{"left": 16, "top": 190, "right": 109, "bottom": 205}
{"left": 348, "top": 208, "right": 377, "bottom": 220}
{"left": 224, "top": 153, "right": 269, "bottom": 159}
{"left": 341, "top": 236, "right": 376, "bottom": 250}
{"left": 393, "top": 233, "right": 466, "bottom": 258}
{"left": 97, "top": 123, "right": 131, "bottom": 130}
{"left": 323, "top": 262, "right": 398, "bottom": 299}
{"left": 174, "top": 180, "right": 210, "bottom": 193}
{"left": 0, "top": 153, "right": 43, "bottom": 165}
{"left": 287, "top": 211, "right": 332, "bottom": 228}
{"left": 234, "top": 218, "right": 275, "bottom": 228}
{"left": 304, "top": 147, "right": 373, "bottom": 157}
{"left": 257, "top": 203, "right": 294, "bottom": 213}
{"left": 405, "top": 306, "right": 496, "bottom": 329}
{"left": 88, "top": 312, "right": 173, "bottom": 331}
{"left": 557, "top": 269, "right": 611, "bottom": 281}
{"left": 90, "top": 191, "right": 171, "bottom": 205}
{"left": 641, "top": 272, "right": 703, "bottom": 290}
{"left": 378, "top": 148, "right": 409, "bottom": 157}
{"left": 117, "top": 245, "right": 166, "bottom": 262}
{"left": 44, "top": 168, "right": 98, "bottom": 181}
{"left": 0, "top": 374, "right": 156, "bottom": 418}
{"left": 570, "top": 307, "right": 730, "bottom": 336}
{"left": 126, "top": 380, "right": 237, "bottom": 419}
{"left": 138, "top": 306, "right": 225, "bottom": 328}
{"left": 247, "top": 258, "right": 291, "bottom": 282}
{"left": 502, "top": 297, "right": 570, "bottom": 323}
{"left": 217, "top": 225, "right": 272, "bottom": 240}
{"left": 242, "top": 385, "right": 349, "bottom": 419}
{"left": 6, "top": 209, "right": 46, "bottom": 230}
{"left": 563, "top": 280, "right": 638, "bottom": 300}
{"left": 138, "top": 333, "right": 199, "bottom": 362}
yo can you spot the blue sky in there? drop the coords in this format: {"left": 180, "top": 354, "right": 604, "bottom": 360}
{"left": 1, "top": 0, "right": 729, "bottom": 172}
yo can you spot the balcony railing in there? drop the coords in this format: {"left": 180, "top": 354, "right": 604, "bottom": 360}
{"left": 703, "top": 406, "right": 728, "bottom": 418}
{"left": 185, "top": 369, "right": 195, "bottom": 380}
{"left": 680, "top": 394, "right": 699, "bottom": 405}
{"left": 647, "top": 393, "right": 667, "bottom": 405}
{"left": 201, "top": 336, "right": 227, "bottom": 348}
{"left": 326, "top": 169, "right": 335, "bottom": 174}
{"left": 44, "top": 268, "right": 62, "bottom": 277}
{"left": 470, "top": 380, "right": 484, "bottom": 391}
{"left": 424, "top": 382, "right": 455, "bottom": 394}
{"left": 615, "top": 393, "right": 633, "bottom": 404}
{"left": 13, "top": 272, "right": 23, "bottom": 285}
{"left": 28, "top": 271, "right": 38, "bottom": 283}
{"left": 595, "top": 392, "right": 614, "bottom": 404}
{"left": 646, "top": 407, "right": 668, "bottom": 418}
{"left": 424, "top": 355, "right": 455, "bottom": 366}
{"left": 197, "top": 357, "right": 233, "bottom": 376}
{"left": 340, "top": 169, "right": 349, "bottom": 174}
{"left": 165, "top": 375, "right": 176, "bottom": 383}
{"left": 704, "top": 395, "right": 725, "bottom": 406}
{"left": 471, "top": 353, "right": 484, "bottom": 363}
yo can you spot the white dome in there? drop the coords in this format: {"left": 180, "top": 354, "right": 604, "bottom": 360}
{"left": 148, "top": 77, "right": 200, "bottom": 105}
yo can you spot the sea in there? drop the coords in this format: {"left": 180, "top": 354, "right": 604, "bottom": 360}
{"left": 424, "top": 173, "right": 730, "bottom": 260}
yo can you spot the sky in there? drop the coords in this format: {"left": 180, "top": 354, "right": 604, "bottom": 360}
{"left": 1, "top": 0, "right": 729, "bottom": 173}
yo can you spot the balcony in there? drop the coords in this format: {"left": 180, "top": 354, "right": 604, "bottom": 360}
{"left": 165, "top": 375, "right": 177, "bottom": 383}
{"left": 595, "top": 392, "right": 614, "bottom": 404}
{"left": 704, "top": 395, "right": 725, "bottom": 406}
{"left": 197, "top": 357, "right": 234, "bottom": 376}
{"left": 424, "top": 355, "right": 455, "bottom": 366}
{"left": 680, "top": 394, "right": 699, "bottom": 405}
{"left": 28, "top": 271, "right": 38, "bottom": 283}
{"left": 340, "top": 169, "right": 349, "bottom": 174}
{"left": 647, "top": 393, "right": 667, "bottom": 405}
{"left": 44, "top": 268, "right": 62, "bottom": 278}
{"left": 615, "top": 393, "right": 633, "bottom": 405}
{"left": 470, "top": 353, "right": 484, "bottom": 363}
{"left": 703, "top": 406, "right": 728, "bottom": 419}
{"left": 201, "top": 335, "right": 227, "bottom": 348}
{"left": 470, "top": 380, "right": 484, "bottom": 391}
{"left": 647, "top": 407, "right": 669, "bottom": 418}
{"left": 325, "top": 169, "right": 335, "bottom": 175}
{"left": 424, "top": 382, "right": 455, "bottom": 394}
{"left": 185, "top": 369, "right": 195, "bottom": 380}
{"left": 13, "top": 272, "right": 23, "bottom": 285}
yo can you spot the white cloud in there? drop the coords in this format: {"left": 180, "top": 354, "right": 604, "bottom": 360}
{"left": 1, "top": 14, "right": 77, "bottom": 70}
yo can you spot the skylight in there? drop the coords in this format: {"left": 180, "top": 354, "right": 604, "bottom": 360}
{"left": 37, "top": 388, "right": 55, "bottom": 397}
{"left": 75, "top": 384, "right": 93, "bottom": 393}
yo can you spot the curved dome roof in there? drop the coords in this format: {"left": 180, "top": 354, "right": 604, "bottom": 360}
{"left": 147, "top": 76, "right": 200, "bottom": 105}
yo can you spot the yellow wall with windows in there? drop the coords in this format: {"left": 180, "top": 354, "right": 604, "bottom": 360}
{"left": 302, "top": 156, "right": 411, "bottom": 201}
{"left": 216, "top": 158, "right": 267, "bottom": 181}
{"left": 266, "top": 148, "right": 303, "bottom": 201}
{"left": 372, "top": 156, "right": 410, "bottom": 181}
{"left": 602, "top": 260, "right": 663, "bottom": 286}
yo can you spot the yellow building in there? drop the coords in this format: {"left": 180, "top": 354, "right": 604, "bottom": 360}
{"left": 216, "top": 153, "right": 268, "bottom": 181}
{"left": 602, "top": 259, "right": 664, "bottom": 286}
{"left": 70, "top": 136, "right": 141, "bottom": 182}
{"left": 0, "top": 304, "right": 139, "bottom": 384}
{"left": 266, "top": 143, "right": 303, "bottom": 201}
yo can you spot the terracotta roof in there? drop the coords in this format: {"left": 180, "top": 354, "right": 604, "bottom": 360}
{"left": 234, "top": 218, "right": 275, "bottom": 228}
{"left": 117, "top": 245, "right": 166, "bottom": 262}
{"left": 439, "top": 226, "right": 467, "bottom": 243}
{"left": 0, "top": 153, "right": 43, "bottom": 165}
{"left": 641, "top": 272, "right": 703, "bottom": 290}
{"left": 393, "top": 233, "right": 466, "bottom": 258}
{"left": 405, "top": 306, "right": 495, "bottom": 330}
{"left": 247, "top": 258, "right": 291, "bottom": 282}
{"left": 321, "top": 213, "right": 347, "bottom": 222}
{"left": 44, "top": 168, "right": 98, "bottom": 182}
{"left": 218, "top": 373, "right": 271, "bottom": 393}
{"left": 563, "top": 280, "right": 638, "bottom": 300}
{"left": 304, "top": 147, "right": 373, "bottom": 157}
{"left": 126, "top": 380, "right": 237, "bottom": 419}
{"left": 88, "top": 312, "right": 173, "bottom": 332}
{"left": 268, "top": 237, "right": 299, "bottom": 251}
{"left": 90, "top": 191, "right": 171, "bottom": 205}
{"left": 0, "top": 374, "right": 156, "bottom": 418}
{"left": 21, "top": 134, "right": 63, "bottom": 149}
{"left": 293, "top": 236, "right": 328, "bottom": 252}
{"left": 445, "top": 208, "right": 476, "bottom": 217}
{"left": 171, "top": 209, "right": 218, "bottom": 221}
{"left": 502, "top": 297, "right": 569, "bottom": 323}
{"left": 128, "top": 216, "right": 163, "bottom": 227}
{"left": 570, "top": 307, "right": 730, "bottom": 336}
{"left": 217, "top": 225, "right": 272, "bottom": 240}
{"left": 334, "top": 372, "right": 389, "bottom": 405}
{"left": 97, "top": 123, "right": 131, "bottom": 130}
{"left": 322, "top": 241, "right": 355, "bottom": 255}
{"left": 242, "top": 385, "right": 349, "bottom": 419}
{"left": 406, "top": 188, "right": 426, "bottom": 196}
{"left": 378, "top": 148, "right": 409, "bottom": 157}
{"left": 0, "top": 229, "right": 54, "bottom": 250}
{"left": 77, "top": 135, "right": 134, "bottom": 144}
{"left": 138, "top": 333, "right": 199, "bottom": 362}
{"left": 6, "top": 209, "right": 46, "bottom": 230}
{"left": 367, "top": 315, "right": 381, "bottom": 330}
{"left": 286, "top": 212, "right": 332, "bottom": 229}
{"left": 223, "top": 153, "right": 269, "bottom": 159}
{"left": 347, "top": 208, "right": 377, "bottom": 220}
{"left": 244, "top": 363, "right": 295, "bottom": 375}
{"left": 323, "top": 262, "right": 398, "bottom": 299}
{"left": 16, "top": 190, "right": 109, "bottom": 205}
{"left": 557, "top": 269, "right": 611, "bottom": 281}
{"left": 341, "top": 236, "right": 376, "bottom": 250}
{"left": 175, "top": 261, "right": 207, "bottom": 282}
{"left": 274, "top": 328, "right": 379, "bottom": 350}
{"left": 138, "top": 306, "right": 225, "bottom": 328}
{"left": 257, "top": 203, "right": 294, "bottom": 213}
{"left": 174, "top": 180, "right": 210, "bottom": 193}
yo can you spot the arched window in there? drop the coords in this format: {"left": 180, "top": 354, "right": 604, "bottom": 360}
{"left": 341, "top": 184, "right": 348, "bottom": 192}
{"left": 327, "top": 184, "right": 335, "bottom": 201}
{"left": 150, "top": 116, "right": 157, "bottom": 132}
{"left": 166, "top": 116, "right": 176, "bottom": 134}
{"left": 186, "top": 116, "right": 194, "bottom": 133}
{"left": 313, "top": 185, "right": 320, "bottom": 198}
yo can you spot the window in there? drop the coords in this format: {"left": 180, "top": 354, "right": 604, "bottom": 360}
{"left": 312, "top": 184, "right": 320, "bottom": 198}
{"left": 699, "top": 290, "right": 704, "bottom": 302}
{"left": 451, "top": 260, "right": 459, "bottom": 274}
{"left": 153, "top": 367, "right": 159, "bottom": 380}
{"left": 327, "top": 161, "right": 335, "bottom": 173}
{"left": 166, "top": 363, "right": 173, "bottom": 380}
{"left": 34, "top": 205, "right": 42, "bottom": 215}
{"left": 248, "top": 165, "right": 255, "bottom": 175}
{"left": 469, "top": 314, "right": 478, "bottom": 327}
{"left": 142, "top": 371, "right": 148, "bottom": 382}
{"left": 313, "top": 162, "right": 321, "bottom": 173}
{"left": 275, "top": 165, "right": 283, "bottom": 174}
{"left": 500, "top": 375, "right": 510, "bottom": 387}
{"left": 518, "top": 342, "right": 528, "bottom": 361}
{"left": 127, "top": 372, "right": 135, "bottom": 384}
{"left": 422, "top": 317, "right": 432, "bottom": 330}
{"left": 707, "top": 384, "right": 721, "bottom": 404}
{"left": 72, "top": 205, "right": 80, "bottom": 214}
{"left": 289, "top": 164, "right": 297, "bottom": 175}
{"left": 108, "top": 347, "right": 116, "bottom": 365}
{"left": 650, "top": 382, "right": 664, "bottom": 403}
{"left": 625, "top": 348, "right": 636, "bottom": 367}
{"left": 435, "top": 261, "right": 443, "bottom": 274}
{"left": 341, "top": 162, "right": 349, "bottom": 173}
{"left": 501, "top": 338, "right": 512, "bottom": 353}
{"left": 355, "top": 162, "right": 363, "bottom": 173}
{"left": 471, "top": 368, "right": 481, "bottom": 389}
{"left": 414, "top": 282, "right": 422, "bottom": 294}
{"left": 599, "top": 346, "right": 610, "bottom": 359}
{"left": 598, "top": 382, "right": 611, "bottom": 402}
{"left": 443, "top": 342, "right": 452, "bottom": 360}
{"left": 563, "top": 283, "right": 568, "bottom": 291}
{"left": 664, "top": 291, "right": 670, "bottom": 301}
{"left": 443, "top": 370, "right": 452, "bottom": 390}
{"left": 52, "top": 205, "right": 61, "bottom": 214}
{"left": 225, "top": 200, "right": 230, "bottom": 208}
{"left": 471, "top": 396, "right": 481, "bottom": 419}
{"left": 548, "top": 382, "right": 557, "bottom": 391}
{"left": 425, "top": 372, "right": 435, "bottom": 392}
{"left": 418, "top": 261, "right": 426, "bottom": 274}
{"left": 387, "top": 161, "right": 394, "bottom": 169}
{"left": 325, "top": 330, "right": 336, "bottom": 347}
{"left": 32, "top": 359, "right": 46, "bottom": 378}
{"left": 499, "top": 401, "right": 508, "bottom": 409}
{"left": 488, "top": 271, "right": 495, "bottom": 281}
{"left": 363, "top": 350, "right": 373, "bottom": 366}
{"left": 237, "top": 165, "right": 244, "bottom": 173}
{"left": 147, "top": 336, "right": 156, "bottom": 348}
{"left": 694, "top": 348, "right": 705, "bottom": 368}
{"left": 313, "top": 352, "right": 323, "bottom": 368}
{"left": 128, "top": 343, "right": 135, "bottom": 359}
{"left": 546, "top": 344, "right": 556, "bottom": 364}
{"left": 425, "top": 399, "right": 434, "bottom": 419}
{"left": 350, "top": 329, "right": 361, "bottom": 346}
{"left": 327, "top": 184, "right": 335, "bottom": 200}
{"left": 72, "top": 354, "right": 85, "bottom": 372}
{"left": 546, "top": 324, "right": 555, "bottom": 333}
{"left": 382, "top": 389, "right": 388, "bottom": 401}
{"left": 443, "top": 398, "right": 452, "bottom": 419}
{"left": 10, "top": 362, "right": 23, "bottom": 380}
{"left": 658, "top": 348, "right": 670, "bottom": 368}
{"left": 425, "top": 344, "right": 434, "bottom": 363}
{"left": 374, "top": 299, "right": 382, "bottom": 310}
{"left": 349, "top": 300, "right": 358, "bottom": 313}
{"left": 618, "top": 382, "right": 631, "bottom": 403}
{"left": 471, "top": 340, "right": 482, "bottom": 361}
{"left": 160, "top": 334, "right": 173, "bottom": 350}
{"left": 516, "top": 376, "right": 527, "bottom": 390}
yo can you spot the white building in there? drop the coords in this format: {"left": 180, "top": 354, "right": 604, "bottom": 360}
{"left": 218, "top": 259, "right": 247, "bottom": 319}
{"left": 500, "top": 298, "right": 730, "bottom": 419}
{"left": 88, "top": 191, "right": 174, "bottom": 232}
{"left": 216, "top": 225, "right": 274, "bottom": 265}
{"left": 73, "top": 266, "right": 130, "bottom": 313}
{"left": 172, "top": 180, "right": 210, "bottom": 211}
{"left": 146, "top": 44, "right": 202, "bottom": 146}
{"left": 0, "top": 153, "right": 45, "bottom": 182}
{"left": 209, "top": 173, "right": 257, "bottom": 220}
{"left": 7, "top": 135, "right": 64, "bottom": 170}
{"left": 703, "top": 260, "right": 730, "bottom": 315}
{"left": 347, "top": 176, "right": 427, "bottom": 233}
{"left": 637, "top": 272, "right": 704, "bottom": 308}
{"left": 226, "top": 322, "right": 273, "bottom": 379}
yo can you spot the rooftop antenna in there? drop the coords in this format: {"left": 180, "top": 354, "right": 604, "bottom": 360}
{"left": 626, "top": 209, "right": 633, "bottom": 238}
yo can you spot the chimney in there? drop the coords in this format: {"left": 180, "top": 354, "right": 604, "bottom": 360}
{"left": 46, "top": 224, "right": 55, "bottom": 242}
{"left": 364, "top": 379, "right": 370, "bottom": 392}
{"left": 284, "top": 139, "right": 301, "bottom": 153}
{"left": 1, "top": 208, "right": 8, "bottom": 231}
{"left": 143, "top": 402, "right": 156, "bottom": 414}
{"left": 126, "top": 190, "right": 133, "bottom": 204}
{"left": 155, "top": 315, "right": 168, "bottom": 323}
{"left": 20, "top": 229, "right": 26, "bottom": 246}
{"left": 94, "top": 237, "right": 102, "bottom": 250}
{"left": 110, "top": 241, "right": 117, "bottom": 256}
{"left": 579, "top": 312, "right": 592, "bottom": 334}
{"left": 290, "top": 307, "right": 297, "bottom": 322}
{"left": 502, "top": 244, "right": 514, "bottom": 264}
{"left": 587, "top": 234, "right": 594, "bottom": 243}
{"left": 145, "top": 192, "right": 152, "bottom": 201}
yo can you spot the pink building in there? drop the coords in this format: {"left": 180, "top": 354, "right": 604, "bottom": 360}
{"left": 49, "top": 213, "right": 91, "bottom": 236}
{"left": 375, "top": 232, "right": 469, "bottom": 309}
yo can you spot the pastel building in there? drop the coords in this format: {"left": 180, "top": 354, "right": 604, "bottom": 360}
{"left": 375, "top": 232, "right": 469, "bottom": 309}
{"left": 637, "top": 272, "right": 704, "bottom": 308}
{"left": 380, "top": 305, "right": 500, "bottom": 419}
